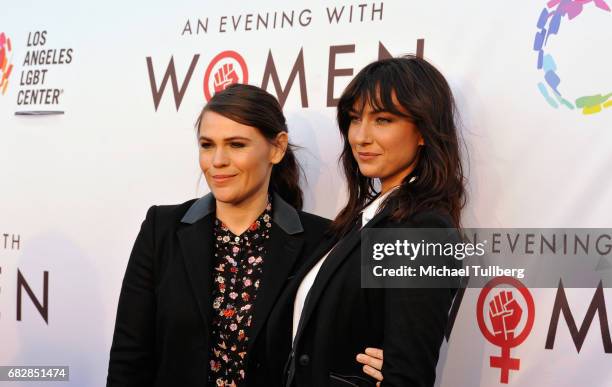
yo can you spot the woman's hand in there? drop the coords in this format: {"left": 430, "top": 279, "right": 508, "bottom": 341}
{"left": 356, "top": 347, "right": 384, "bottom": 386}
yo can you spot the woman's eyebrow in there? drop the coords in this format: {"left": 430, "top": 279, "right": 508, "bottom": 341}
{"left": 198, "top": 136, "right": 251, "bottom": 142}
{"left": 223, "top": 136, "right": 251, "bottom": 142}
{"left": 368, "top": 108, "right": 390, "bottom": 114}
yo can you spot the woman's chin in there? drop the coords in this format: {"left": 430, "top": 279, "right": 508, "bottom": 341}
{"left": 210, "top": 187, "right": 240, "bottom": 203}
{"left": 357, "top": 166, "right": 381, "bottom": 179}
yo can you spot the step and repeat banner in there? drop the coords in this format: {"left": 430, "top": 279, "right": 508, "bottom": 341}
{"left": 1, "top": 1, "right": 612, "bottom": 386}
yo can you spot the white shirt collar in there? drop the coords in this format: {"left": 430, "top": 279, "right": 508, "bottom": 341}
{"left": 361, "top": 187, "right": 398, "bottom": 227}
{"left": 360, "top": 176, "right": 416, "bottom": 227}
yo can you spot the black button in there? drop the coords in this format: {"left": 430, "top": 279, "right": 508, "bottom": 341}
{"left": 298, "top": 354, "right": 310, "bottom": 366}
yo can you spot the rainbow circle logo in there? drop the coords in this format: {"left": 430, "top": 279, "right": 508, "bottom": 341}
{"left": 533, "top": 0, "right": 611, "bottom": 115}
{"left": 0, "top": 32, "right": 13, "bottom": 96}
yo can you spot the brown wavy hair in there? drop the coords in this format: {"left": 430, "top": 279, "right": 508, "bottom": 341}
{"left": 195, "top": 83, "right": 304, "bottom": 209}
{"left": 331, "top": 55, "right": 465, "bottom": 236}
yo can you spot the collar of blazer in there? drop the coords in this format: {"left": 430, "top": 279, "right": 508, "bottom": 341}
{"left": 180, "top": 191, "right": 304, "bottom": 235}
{"left": 177, "top": 191, "right": 306, "bottom": 350}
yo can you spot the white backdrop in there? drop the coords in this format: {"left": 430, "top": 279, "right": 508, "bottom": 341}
{"left": 1, "top": 1, "right": 612, "bottom": 386}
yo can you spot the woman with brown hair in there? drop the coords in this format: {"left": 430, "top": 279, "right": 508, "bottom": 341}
{"left": 271, "top": 55, "right": 465, "bottom": 386}
{"left": 106, "top": 84, "right": 384, "bottom": 387}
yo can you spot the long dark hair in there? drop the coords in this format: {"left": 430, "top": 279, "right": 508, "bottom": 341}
{"left": 195, "top": 83, "right": 303, "bottom": 209}
{"left": 331, "top": 55, "right": 465, "bottom": 236}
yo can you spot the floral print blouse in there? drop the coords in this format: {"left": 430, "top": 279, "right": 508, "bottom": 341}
{"left": 207, "top": 201, "right": 272, "bottom": 387}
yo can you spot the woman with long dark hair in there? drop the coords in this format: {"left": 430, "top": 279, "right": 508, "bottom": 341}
{"left": 106, "top": 84, "right": 384, "bottom": 387}
{"left": 270, "top": 55, "right": 465, "bottom": 386}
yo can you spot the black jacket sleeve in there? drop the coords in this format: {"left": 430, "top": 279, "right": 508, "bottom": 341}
{"left": 380, "top": 211, "right": 457, "bottom": 387}
{"left": 107, "top": 206, "right": 157, "bottom": 387}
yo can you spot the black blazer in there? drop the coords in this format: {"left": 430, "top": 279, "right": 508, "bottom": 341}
{"left": 106, "top": 192, "right": 330, "bottom": 387}
{"left": 270, "top": 202, "right": 458, "bottom": 387}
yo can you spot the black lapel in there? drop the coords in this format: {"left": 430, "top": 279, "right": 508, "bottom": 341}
{"left": 293, "top": 206, "right": 392, "bottom": 344}
{"left": 177, "top": 191, "right": 306, "bottom": 347}
{"left": 177, "top": 203, "right": 216, "bottom": 329}
{"left": 177, "top": 215, "right": 214, "bottom": 325}
{"left": 287, "top": 235, "right": 339, "bottom": 292}
{"left": 269, "top": 234, "right": 338, "bottom": 341}
{"left": 247, "top": 223, "right": 304, "bottom": 354}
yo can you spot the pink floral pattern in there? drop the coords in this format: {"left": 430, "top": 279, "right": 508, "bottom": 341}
{"left": 208, "top": 201, "right": 272, "bottom": 387}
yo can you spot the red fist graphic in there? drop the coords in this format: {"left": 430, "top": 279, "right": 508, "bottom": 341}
{"left": 213, "top": 63, "right": 239, "bottom": 92}
{"left": 489, "top": 290, "right": 522, "bottom": 340}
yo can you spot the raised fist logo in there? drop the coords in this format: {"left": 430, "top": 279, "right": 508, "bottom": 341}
{"left": 213, "top": 63, "right": 239, "bottom": 93}
{"left": 489, "top": 290, "right": 522, "bottom": 340}
{"left": 478, "top": 277, "right": 534, "bottom": 384}
{"left": 204, "top": 51, "right": 249, "bottom": 101}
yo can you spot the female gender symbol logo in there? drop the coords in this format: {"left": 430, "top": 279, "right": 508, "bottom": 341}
{"left": 477, "top": 276, "right": 535, "bottom": 384}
